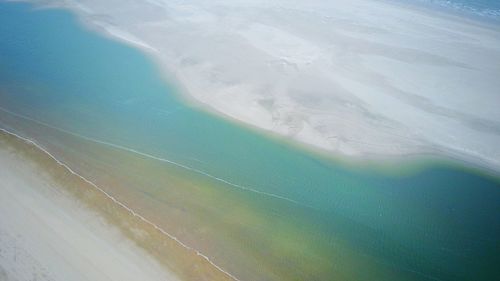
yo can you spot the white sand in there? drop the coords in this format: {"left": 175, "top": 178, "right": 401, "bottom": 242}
{"left": 0, "top": 145, "right": 179, "bottom": 281}
{"left": 24, "top": 0, "right": 500, "bottom": 170}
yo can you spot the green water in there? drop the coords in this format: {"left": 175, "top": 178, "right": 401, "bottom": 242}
{"left": 0, "top": 2, "right": 499, "bottom": 280}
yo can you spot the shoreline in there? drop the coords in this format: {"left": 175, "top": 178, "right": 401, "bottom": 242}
{"left": 0, "top": 128, "right": 239, "bottom": 281}
{"left": 188, "top": 101, "right": 500, "bottom": 179}
{"left": 47, "top": 15, "right": 500, "bottom": 179}
{"left": 30, "top": 0, "right": 500, "bottom": 174}
{"left": 0, "top": 131, "right": 178, "bottom": 281}
{"left": 6, "top": 123, "right": 491, "bottom": 281}
{"left": 1, "top": 2, "right": 500, "bottom": 280}
{"left": 380, "top": 0, "right": 500, "bottom": 28}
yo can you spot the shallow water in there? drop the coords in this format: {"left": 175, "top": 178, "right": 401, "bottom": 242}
{"left": 406, "top": 0, "right": 500, "bottom": 22}
{"left": 0, "top": 2, "right": 499, "bottom": 281}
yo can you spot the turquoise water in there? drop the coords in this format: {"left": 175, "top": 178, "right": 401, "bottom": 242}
{"left": 1, "top": 2, "right": 499, "bottom": 280}
{"left": 407, "top": 0, "right": 500, "bottom": 22}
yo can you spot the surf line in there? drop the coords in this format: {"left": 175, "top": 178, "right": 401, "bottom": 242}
{"left": 0, "top": 106, "right": 315, "bottom": 210}
{"left": 0, "top": 126, "right": 242, "bottom": 281}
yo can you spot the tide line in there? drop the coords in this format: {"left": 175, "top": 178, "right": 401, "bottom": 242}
{"left": 0, "top": 126, "right": 242, "bottom": 281}
{"left": 0, "top": 106, "right": 313, "bottom": 209}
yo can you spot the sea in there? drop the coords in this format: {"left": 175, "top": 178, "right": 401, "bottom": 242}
{"left": 0, "top": 2, "right": 499, "bottom": 281}
{"left": 406, "top": 0, "right": 500, "bottom": 22}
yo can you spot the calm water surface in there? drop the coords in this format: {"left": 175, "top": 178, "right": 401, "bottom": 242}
{"left": 0, "top": 2, "right": 499, "bottom": 281}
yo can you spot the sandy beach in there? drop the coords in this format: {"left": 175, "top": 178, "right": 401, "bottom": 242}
{"left": 0, "top": 135, "right": 180, "bottom": 281}
{"left": 1, "top": 2, "right": 500, "bottom": 280}
{"left": 29, "top": 0, "right": 500, "bottom": 171}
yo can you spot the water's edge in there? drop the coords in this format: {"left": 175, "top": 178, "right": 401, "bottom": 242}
{"left": 0, "top": 128, "right": 239, "bottom": 281}
{"left": 1, "top": 3, "right": 499, "bottom": 280}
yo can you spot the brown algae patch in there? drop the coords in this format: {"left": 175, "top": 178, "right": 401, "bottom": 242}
{"left": 0, "top": 130, "right": 235, "bottom": 281}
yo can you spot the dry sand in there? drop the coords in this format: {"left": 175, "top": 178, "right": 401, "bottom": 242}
{"left": 27, "top": 0, "right": 500, "bottom": 171}
{"left": 0, "top": 141, "right": 180, "bottom": 281}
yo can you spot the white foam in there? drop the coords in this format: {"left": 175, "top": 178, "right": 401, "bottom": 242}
{"left": 0, "top": 106, "right": 310, "bottom": 209}
{"left": 0, "top": 126, "right": 242, "bottom": 281}
{"left": 101, "top": 25, "right": 160, "bottom": 53}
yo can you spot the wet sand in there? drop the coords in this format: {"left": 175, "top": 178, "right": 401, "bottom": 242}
{"left": 0, "top": 130, "right": 235, "bottom": 281}
{"left": 1, "top": 3, "right": 499, "bottom": 280}
{"left": 35, "top": 0, "right": 500, "bottom": 171}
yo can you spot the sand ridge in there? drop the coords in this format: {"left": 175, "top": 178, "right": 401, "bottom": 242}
{"left": 28, "top": 0, "right": 500, "bottom": 171}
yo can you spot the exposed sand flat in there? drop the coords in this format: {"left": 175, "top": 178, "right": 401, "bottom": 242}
{"left": 27, "top": 0, "right": 500, "bottom": 171}
{"left": 0, "top": 142, "right": 179, "bottom": 281}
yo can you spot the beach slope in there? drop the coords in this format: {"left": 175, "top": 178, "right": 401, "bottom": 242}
{"left": 0, "top": 141, "right": 179, "bottom": 281}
